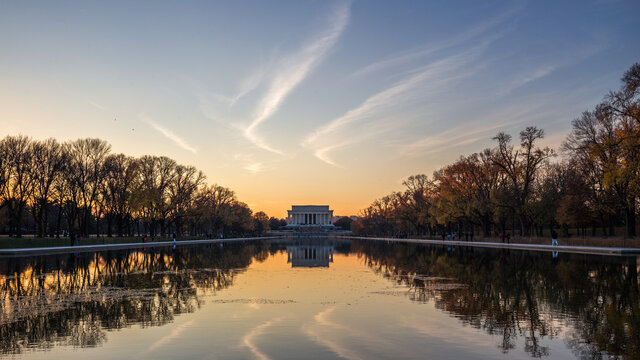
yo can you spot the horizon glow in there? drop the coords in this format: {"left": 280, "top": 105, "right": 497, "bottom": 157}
{"left": 1, "top": 0, "right": 639, "bottom": 217}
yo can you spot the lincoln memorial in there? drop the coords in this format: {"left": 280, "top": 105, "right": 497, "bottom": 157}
{"left": 286, "top": 205, "right": 334, "bottom": 227}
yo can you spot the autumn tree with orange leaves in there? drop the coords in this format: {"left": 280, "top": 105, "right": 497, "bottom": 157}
{"left": 355, "top": 63, "right": 640, "bottom": 239}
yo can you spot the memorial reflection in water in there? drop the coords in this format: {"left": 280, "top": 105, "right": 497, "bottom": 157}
{"left": 286, "top": 241, "right": 334, "bottom": 267}
{"left": 0, "top": 238, "right": 638, "bottom": 359}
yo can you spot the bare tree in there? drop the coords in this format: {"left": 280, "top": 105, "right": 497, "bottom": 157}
{"left": 492, "top": 127, "right": 554, "bottom": 236}
{"left": 169, "top": 165, "right": 204, "bottom": 235}
{"left": 102, "top": 154, "right": 139, "bottom": 236}
{"left": 1, "top": 135, "right": 36, "bottom": 237}
{"left": 193, "top": 184, "right": 237, "bottom": 236}
{"left": 134, "top": 156, "right": 177, "bottom": 236}
{"left": 67, "top": 138, "right": 111, "bottom": 236}
{"left": 29, "top": 138, "right": 66, "bottom": 237}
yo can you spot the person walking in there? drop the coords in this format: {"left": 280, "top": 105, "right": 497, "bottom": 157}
{"left": 551, "top": 230, "right": 558, "bottom": 246}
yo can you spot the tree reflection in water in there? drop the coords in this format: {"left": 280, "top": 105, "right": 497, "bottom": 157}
{"left": 351, "top": 240, "right": 639, "bottom": 359}
{"left": 1, "top": 239, "right": 638, "bottom": 358}
{"left": 0, "top": 242, "right": 273, "bottom": 354}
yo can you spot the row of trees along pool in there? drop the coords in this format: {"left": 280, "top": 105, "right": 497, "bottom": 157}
{"left": 353, "top": 63, "right": 640, "bottom": 239}
{"left": 0, "top": 138, "right": 286, "bottom": 238}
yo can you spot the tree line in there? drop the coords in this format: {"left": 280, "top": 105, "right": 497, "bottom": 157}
{"left": 0, "top": 137, "right": 285, "bottom": 238}
{"left": 353, "top": 63, "right": 640, "bottom": 239}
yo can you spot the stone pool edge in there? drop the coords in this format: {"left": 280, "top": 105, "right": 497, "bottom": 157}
{"left": 0, "top": 236, "right": 286, "bottom": 257}
{"left": 339, "top": 236, "right": 640, "bottom": 256}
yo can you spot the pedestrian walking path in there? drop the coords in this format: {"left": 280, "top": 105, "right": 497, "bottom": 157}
{"left": 0, "top": 236, "right": 284, "bottom": 257}
{"left": 340, "top": 236, "right": 640, "bottom": 256}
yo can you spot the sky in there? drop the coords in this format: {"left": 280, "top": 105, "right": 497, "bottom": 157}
{"left": 1, "top": 0, "right": 639, "bottom": 217}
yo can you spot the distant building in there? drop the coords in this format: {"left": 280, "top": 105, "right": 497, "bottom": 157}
{"left": 286, "top": 205, "right": 334, "bottom": 228}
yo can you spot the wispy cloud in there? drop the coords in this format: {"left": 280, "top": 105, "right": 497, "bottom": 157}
{"left": 243, "top": 2, "right": 351, "bottom": 153}
{"left": 230, "top": 70, "right": 266, "bottom": 108}
{"left": 303, "top": 62, "right": 445, "bottom": 144}
{"left": 310, "top": 119, "right": 400, "bottom": 167}
{"left": 313, "top": 306, "right": 342, "bottom": 328}
{"left": 497, "top": 42, "right": 605, "bottom": 97}
{"left": 398, "top": 119, "right": 525, "bottom": 157}
{"left": 303, "top": 328, "right": 364, "bottom": 360}
{"left": 302, "top": 307, "right": 365, "bottom": 360}
{"left": 244, "top": 162, "right": 265, "bottom": 174}
{"left": 145, "top": 319, "right": 194, "bottom": 354}
{"left": 88, "top": 100, "right": 108, "bottom": 111}
{"left": 296, "top": 4, "right": 527, "bottom": 167}
{"left": 350, "top": 4, "right": 520, "bottom": 77}
{"left": 498, "top": 65, "right": 557, "bottom": 96}
{"left": 140, "top": 114, "right": 198, "bottom": 154}
{"left": 234, "top": 153, "right": 267, "bottom": 174}
{"left": 303, "top": 41, "right": 494, "bottom": 166}
{"left": 211, "top": 67, "right": 269, "bottom": 110}
{"left": 302, "top": 306, "right": 405, "bottom": 360}
{"left": 401, "top": 318, "right": 496, "bottom": 350}
{"left": 241, "top": 317, "right": 282, "bottom": 360}
{"left": 313, "top": 145, "right": 344, "bottom": 168}
{"left": 397, "top": 91, "right": 589, "bottom": 157}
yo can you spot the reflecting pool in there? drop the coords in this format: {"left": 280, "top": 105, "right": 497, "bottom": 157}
{"left": 1, "top": 238, "right": 638, "bottom": 359}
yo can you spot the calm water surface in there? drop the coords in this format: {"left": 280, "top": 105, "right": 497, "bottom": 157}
{"left": 0, "top": 238, "right": 638, "bottom": 359}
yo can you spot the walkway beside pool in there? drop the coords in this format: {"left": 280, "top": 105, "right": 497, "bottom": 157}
{"left": 0, "top": 236, "right": 284, "bottom": 257}
{"left": 340, "top": 236, "right": 640, "bottom": 256}
{"left": 2, "top": 235, "right": 639, "bottom": 257}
